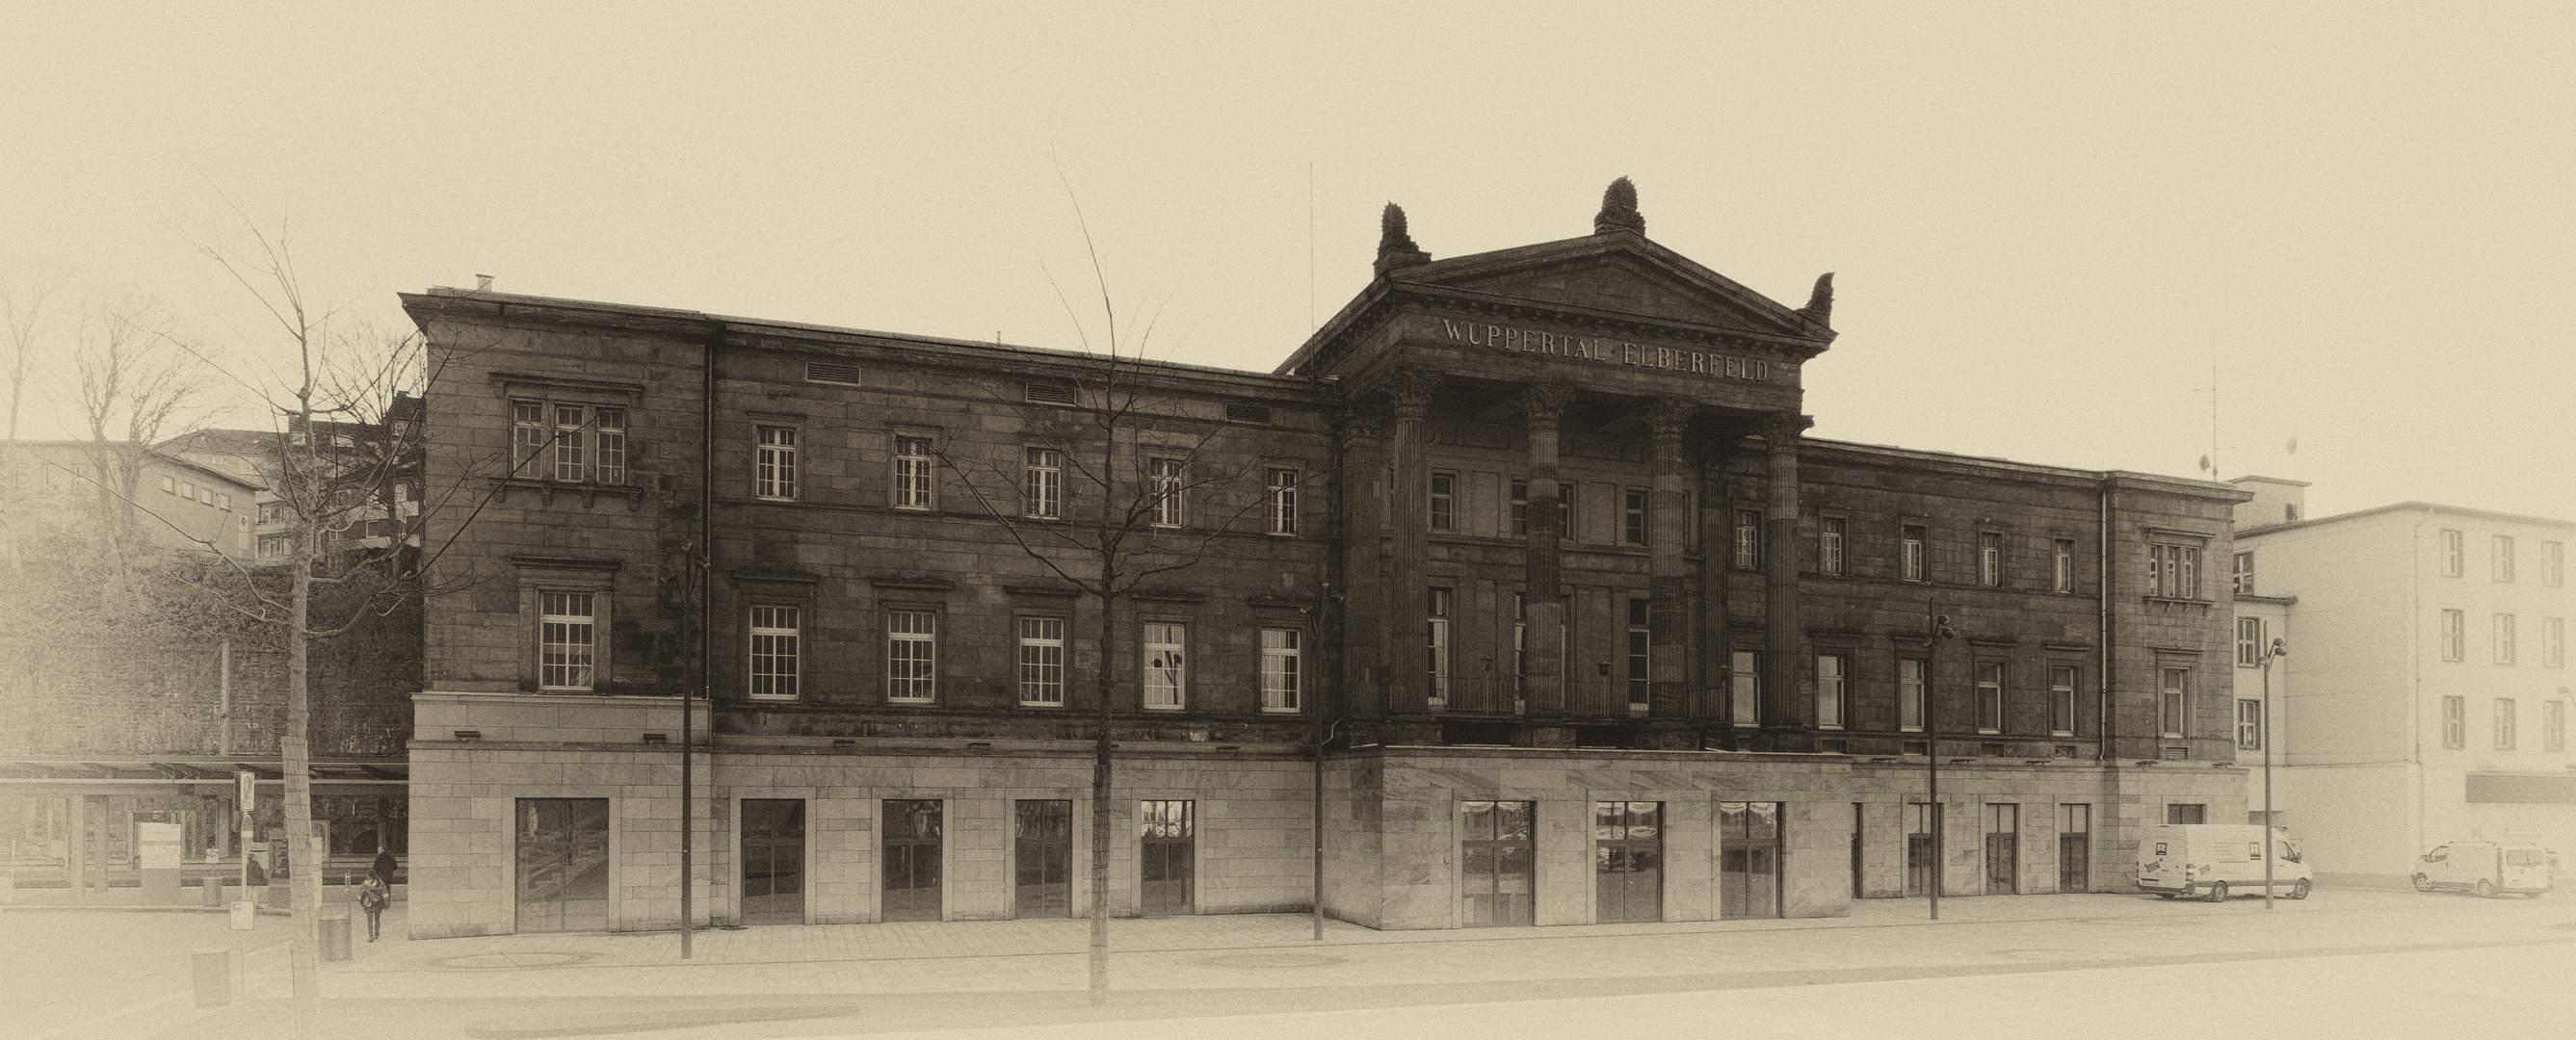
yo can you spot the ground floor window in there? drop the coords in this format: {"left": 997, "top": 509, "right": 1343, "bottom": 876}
{"left": 1906, "top": 803, "right": 1935, "bottom": 897}
{"left": 514, "top": 798, "right": 609, "bottom": 933}
{"left": 1461, "top": 800, "right": 1535, "bottom": 927}
{"left": 882, "top": 799, "right": 942, "bottom": 922}
{"left": 1719, "top": 801, "right": 1782, "bottom": 918}
{"left": 1140, "top": 800, "right": 1195, "bottom": 916}
{"left": 1594, "top": 801, "right": 1662, "bottom": 923}
{"left": 1014, "top": 799, "right": 1074, "bottom": 918}
{"left": 741, "top": 799, "right": 805, "bottom": 925}
{"left": 2059, "top": 804, "right": 2090, "bottom": 893}
{"left": 1984, "top": 803, "right": 2019, "bottom": 895}
{"left": 2167, "top": 803, "right": 2206, "bottom": 824}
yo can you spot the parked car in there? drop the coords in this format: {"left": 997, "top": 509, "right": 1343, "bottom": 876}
{"left": 2412, "top": 841, "right": 2550, "bottom": 898}
{"left": 2136, "top": 824, "right": 2312, "bottom": 901}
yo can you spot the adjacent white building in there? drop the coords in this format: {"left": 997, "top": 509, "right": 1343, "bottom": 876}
{"left": 2230, "top": 476, "right": 2572, "bottom": 888}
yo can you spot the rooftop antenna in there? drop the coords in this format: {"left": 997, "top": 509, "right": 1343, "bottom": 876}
{"left": 1307, "top": 161, "right": 1317, "bottom": 332}
{"left": 2197, "top": 337, "right": 2234, "bottom": 481}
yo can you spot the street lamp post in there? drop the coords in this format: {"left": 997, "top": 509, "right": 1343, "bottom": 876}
{"left": 2260, "top": 637, "right": 2287, "bottom": 909}
{"left": 1920, "top": 603, "right": 1957, "bottom": 921}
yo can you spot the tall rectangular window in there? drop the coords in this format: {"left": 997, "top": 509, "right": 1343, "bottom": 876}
{"left": 2441, "top": 529, "right": 2464, "bottom": 577}
{"left": 513, "top": 402, "right": 547, "bottom": 475}
{"left": 539, "top": 592, "right": 595, "bottom": 691}
{"left": 2237, "top": 616, "right": 2266, "bottom": 666}
{"left": 1626, "top": 598, "right": 1651, "bottom": 707}
{"left": 755, "top": 426, "right": 799, "bottom": 501}
{"left": 588, "top": 408, "right": 625, "bottom": 483}
{"left": 1429, "top": 472, "right": 1456, "bottom": 533}
{"left": 749, "top": 605, "right": 799, "bottom": 699}
{"left": 2232, "top": 551, "right": 2254, "bottom": 596}
{"left": 1979, "top": 533, "right": 2003, "bottom": 586}
{"left": 1428, "top": 588, "right": 1453, "bottom": 703}
{"left": 2442, "top": 695, "right": 2466, "bottom": 749}
{"left": 2053, "top": 538, "right": 2075, "bottom": 593}
{"left": 2236, "top": 699, "right": 2263, "bottom": 751}
{"left": 886, "top": 610, "right": 935, "bottom": 701}
{"left": 893, "top": 436, "right": 934, "bottom": 509}
{"left": 1623, "top": 489, "right": 1649, "bottom": 546}
{"left": 2148, "top": 544, "right": 2200, "bottom": 599}
{"left": 1733, "top": 509, "right": 1762, "bottom": 569}
{"left": 2544, "top": 540, "right": 2563, "bottom": 587}
{"left": 2494, "top": 698, "right": 2518, "bottom": 750}
{"left": 1147, "top": 456, "right": 1183, "bottom": 527}
{"left": 2049, "top": 664, "right": 2077, "bottom": 736}
{"left": 1819, "top": 517, "right": 1846, "bottom": 576}
{"left": 1975, "top": 662, "right": 2004, "bottom": 733}
{"left": 1024, "top": 447, "right": 1063, "bottom": 518}
{"left": 1512, "top": 592, "right": 1527, "bottom": 695}
{"left": 2160, "top": 667, "right": 2190, "bottom": 738}
{"left": 2442, "top": 609, "right": 2466, "bottom": 662}
{"left": 1143, "top": 622, "right": 1187, "bottom": 709}
{"left": 1266, "top": 469, "right": 1299, "bottom": 535}
{"left": 1899, "top": 658, "right": 1926, "bottom": 732}
{"left": 552, "top": 404, "right": 588, "bottom": 481}
{"left": 2493, "top": 535, "right": 2516, "bottom": 582}
{"left": 2544, "top": 700, "right": 2566, "bottom": 753}
{"left": 1261, "top": 628, "right": 1301, "bottom": 712}
{"left": 1017, "top": 616, "right": 1065, "bottom": 705}
{"left": 1510, "top": 479, "right": 1529, "bottom": 537}
{"left": 2545, "top": 617, "right": 2564, "bottom": 668}
{"left": 2495, "top": 613, "right": 2517, "bottom": 664}
{"left": 1729, "top": 650, "right": 1759, "bottom": 727}
{"left": 1901, "top": 524, "right": 1927, "bottom": 582}
{"left": 1555, "top": 484, "right": 1574, "bottom": 540}
{"left": 1816, "top": 653, "right": 1847, "bottom": 729}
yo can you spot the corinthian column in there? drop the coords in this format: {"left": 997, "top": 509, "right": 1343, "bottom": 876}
{"left": 1520, "top": 385, "right": 1573, "bottom": 731}
{"left": 1335, "top": 410, "right": 1385, "bottom": 728}
{"left": 1384, "top": 370, "right": 1440, "bottom": 721}
{"left": 1759, "top": 412, "right": 1814, "bottom": 751}
{"left": 1646, "top": 399, "right": 1694, "bottom": 742}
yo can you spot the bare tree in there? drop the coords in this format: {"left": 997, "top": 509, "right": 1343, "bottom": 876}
{"left": 72, "top": 295, "right": 207, "bottom": 581}
{"left": 938, "top": 215, "right": 1294, "bottom": 1005}
{"left": 2, "top": 278, "right": 53, "bottom": 443}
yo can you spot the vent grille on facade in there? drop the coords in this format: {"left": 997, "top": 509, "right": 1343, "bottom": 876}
{"left": 2161, "top": 745, "right": 2188, "bottom": 760}
{"left": 1224, "top": 403, "right": 1273, "bottom": 425}
{"left": 804, "top": 362, "right": 864, "bottom": 386}
{"left": 1024, "top": 382, "right": 1076, "bottom": 404}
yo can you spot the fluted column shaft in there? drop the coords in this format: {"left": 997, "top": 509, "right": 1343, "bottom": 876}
{"left": 1647, "top": 400, "right": 1693, "bottom": 719}
{"left": 1385, "top": 371, "right": 1438, "bottom": 715}
{"left": 1761, "top": 413, "right": 1814, "bottom": 750}
{"left": 1335, "top": 413, "right": 1385, "bottom": 723}
{"left": 1520, "top": 385, "right": 1572, "bottom": 719}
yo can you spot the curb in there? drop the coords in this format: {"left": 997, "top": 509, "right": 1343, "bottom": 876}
{"left": 1, "top": 903, "right": 296, "bottom": 916}
{"left": 459, "top": 1005, "right": 859, "bottom": 1038}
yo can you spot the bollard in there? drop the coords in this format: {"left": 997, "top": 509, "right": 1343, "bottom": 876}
{"left": 192, "top": 949, "right": 231, "bottom": 1007}
{"left": 321, "top": 910, "right": 353, "bottom": 962}
{"left": 201, "top": 875, "right": 226, "bottom": 907}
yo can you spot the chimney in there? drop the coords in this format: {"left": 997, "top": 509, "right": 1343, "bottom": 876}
{"left": 475, "top": 274, "right": 495, "bottom": 292}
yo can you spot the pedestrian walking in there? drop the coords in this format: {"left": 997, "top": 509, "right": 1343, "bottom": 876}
{"left": 356, "top": 872, "right": 390, "bottom": 941}
{"left": 371, "top": 849, "right": 398, "bottom": 884}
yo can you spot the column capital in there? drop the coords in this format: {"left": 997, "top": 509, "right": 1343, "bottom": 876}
{"left": 1384, "top": 368, "right": 1441, "bottom": 421}
{"left": 1519, "top": 384, "right": 1575, "bottom": 431}
{"left": 1648, "top": 398, "right": 1695, "bottom": 444}
{"left": 1755, "top": 412, "right": 1814, "bottom": 444}
{"left": 1335, "top": 407, "right": 1381, "bottom": 448}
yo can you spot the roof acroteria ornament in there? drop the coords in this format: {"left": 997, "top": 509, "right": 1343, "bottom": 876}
{"left": 1375, "top": 202, "right": 1432, "bottom": 275}
{"left": 1801, "top": 273, "right": 1835, "bottom": 326}
{"left": 1593, "top": 176, "right": 1645, "bottom": 235}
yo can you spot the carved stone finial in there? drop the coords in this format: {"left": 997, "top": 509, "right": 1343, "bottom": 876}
{"left": 1800, "top": 273, "right": 1835, "bottom": 325}
{"left": 1375, "top": 202, "right": 1431, "bottom": 275}
{"left": 1593, "top": 176, "right": 1644, "bottom": 235}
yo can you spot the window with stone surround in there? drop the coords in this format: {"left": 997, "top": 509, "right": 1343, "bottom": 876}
{"left": 1898, "top": 658, "right": 1926, "bottom": 732}
{"left": 1261, "top": 628, "right": 1301, "bottom": 713}
{"left": 1266, "top": 468, "right": 1299, "bottom": 535}
{"left": 2236, "top": 698, "right": 2262, "bottom": 751}
{"left": 1979, "top": 533, "right": 2004, "bottom": 587}
{"left": 539, "top": 592, "right": 596, "bottom": 691}
{"left": 886, "top": 609, "right": 937, "bottom": 701}
{"left": 2442, "top": 609, "right": 2466, "bottom": 662}
{"left": 1428, "top": 588, "right": 1453, "bottom": 704}
{"left": 1816, "top": 653, "right": 1848, "bottom": 729}
{"left": 1147, "top": 456, "right": 1183, "bottom": 527}
{"left": 1729, "top": 650, "right": 1759, "bottom": 727}
{"left": 1018, "top": 615, "right": 1065, "bottom": 706}
{"left": 1623, "top": 489, "right": 1649, "bottom": 546}
{"left": 513, "top": 402, "right": 626, "bottom": 485}
{"left": 1143, "top": 622, "right": 1188, "bottom": 710}
{"left": 1819, "top": 516, "right": 1846, "bottom": 576}
{"left": 1901, "top": 524, "right": 1927, "bottom": 582}
{"left": 2232, "top": 551, "right": 2254, "bottom": 596}
{"left": 1733, "top": 509, "right": 1762, "bottom": 570}
{"left": 893, "top": 436, "right": 935, "bottom": 510}
{"left": 2147, "top": 542, "right": 2201, "bottom": 599}
{"left": 1511, "top": 479, "right": 1529, "bottom": 536}
{"left": 1627, "top": 599, "right": 1652, "bottom": 709}
{"left": 1975, "top": 662, "right": 2004, "bottom": 734}
{"left": 2159, "top": 666, "right": 2191, "bottom": 738}
{"left": 1024, "top": 447, "right": 1063, "bottom": 518}
{"left": 2442, "top": 695, "right": 2466, "bottom": 748}
{"left": 748, "top": 605, "right": 800, "bottom": 699}
{"left": 755, "top": 425, "right": 798, "bottom": 501}
{"left": 513, "top": 557, "right": 618, "bottom": 693}
{"left": 2054, "top": 539, "right": 2076, "bottom": 593}
{"left": 2237, "top": 617, "right": 2266, "bottom": 666}
{"left": 2050, "top": 664, "right": 2077, "bottom": 736}
{"left": 1430, "top": 472, "right": 1457, "bottom": 533}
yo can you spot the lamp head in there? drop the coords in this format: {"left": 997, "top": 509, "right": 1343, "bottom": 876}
{"left": 2270, "top": 637, "right": 2288, "bottom": 658}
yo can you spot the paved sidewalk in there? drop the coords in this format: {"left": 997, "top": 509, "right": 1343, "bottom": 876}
{"left": 35, "top": 887, "right": 2575, "bottom": 1039}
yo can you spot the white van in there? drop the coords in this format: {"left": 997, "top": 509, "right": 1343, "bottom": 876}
{"left": 2412, "top": 841, "right": 2550, "bottom": 898}
{"left": 2136, "top": 824, "right": 2312, "bottom": 901}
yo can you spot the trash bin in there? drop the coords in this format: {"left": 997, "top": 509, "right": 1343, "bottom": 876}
{"left": 321, "top": 911, "right": 352, "bottom": 962}
{"left": 192, "top": 949, "right": 231, "bottom": 1007}
{"left": 201, "top": 876, "right": 225, "bottom": 907}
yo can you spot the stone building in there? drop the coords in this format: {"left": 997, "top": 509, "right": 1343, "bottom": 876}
{"left": 399, "top": 183, "right": 2252, "bottom": 938}
{"left": 2227, "top": 478, "right": 2571, "bottom": 887}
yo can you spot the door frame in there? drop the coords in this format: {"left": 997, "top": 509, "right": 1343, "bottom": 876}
{"left": 732, "top": 795, "right": 812, "bottom": 925}
{"left": 507, "top": 795, "right": 619, "bottom": 935}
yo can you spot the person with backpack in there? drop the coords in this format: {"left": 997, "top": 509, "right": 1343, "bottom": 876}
{"left": 356, "top": 872, "right": 390, "bottom": 941}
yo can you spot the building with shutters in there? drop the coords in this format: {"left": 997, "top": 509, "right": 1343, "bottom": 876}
{"left": 397, "top": 182, "right": 2253, "bottom": 939}
{"left": 2227, "top": 478, "right": 2572, "bottom": 889}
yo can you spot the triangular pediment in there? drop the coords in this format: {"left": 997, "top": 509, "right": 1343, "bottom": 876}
{"left": 1394, "top": 233, "right": 1828, "bottom": 343}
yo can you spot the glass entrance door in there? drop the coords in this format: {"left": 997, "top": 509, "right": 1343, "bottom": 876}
{"left": 1461, "top": 800, "right": 1535, "bottom": 926}
{"left": 1719, "top": 801, "right": 1781, "bottom": 918}
{"left": 2058, "top": 804, "right": 2090, "bottom": 893}
{"left": 1985, "top": 803, "right": 2019, "bottom": 895}
{"left": 514, "top": 798, "right": 609, "bottom": 933}
{"left": 1906, "top": 803, "right": 1934, "bottom": 897}
{"left": 1140, "top": 800, "right": 1195, "bottom": 917}
{"left": 1594, "top": 801, "right": 1662, "bottom": 923}
{"left": 740, "top": 799, "right": 804, "bottom": 925}
{"left": 881, "top": 799, "right": 942, "bottom": 922}
{"left": 1014, "top": 799, "right": 1073, "bottom": 918}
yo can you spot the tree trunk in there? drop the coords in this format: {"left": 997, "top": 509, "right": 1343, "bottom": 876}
{"left": 1088, "top": 582, "right": 1117, "bottom": 1005}
{"left": 285, "top": 554, "right": 319, "bottom": 1036}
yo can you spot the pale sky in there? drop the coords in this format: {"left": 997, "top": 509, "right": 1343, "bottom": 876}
{"left": 8, "top": 3, "right": 2570, "bottom": 520}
